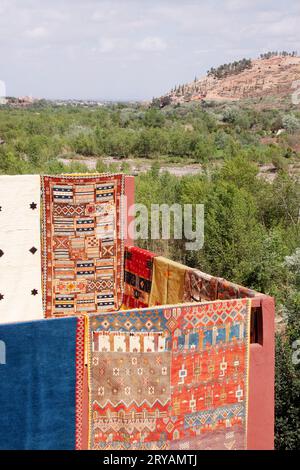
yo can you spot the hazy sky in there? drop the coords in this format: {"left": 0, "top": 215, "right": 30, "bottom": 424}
{"left": 0, "top": 0, "right": 299, "bottom": 100}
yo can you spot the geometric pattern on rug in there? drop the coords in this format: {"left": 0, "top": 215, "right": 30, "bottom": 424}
{"left": 87, "top": 298, "right": 251, "bottom": 450}
{"left": 123, "top": 245, "right": 156, "bottom": 309}
{"left": 183, "top": 269, "right": 218, "bottom": 302}
{"left": 41, "top": 174, "right": 124, "bottom": 318}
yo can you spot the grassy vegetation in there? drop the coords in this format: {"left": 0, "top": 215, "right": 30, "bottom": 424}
{"left": 0, "top": 100, "right": 299, "bottom": 174}
{"left": 0, "top": 99, "right": 299, "bottom": 449}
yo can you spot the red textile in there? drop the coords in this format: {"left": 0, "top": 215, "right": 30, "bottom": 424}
{"left": 123, "top": 245, "right": 156, "bottom": 309}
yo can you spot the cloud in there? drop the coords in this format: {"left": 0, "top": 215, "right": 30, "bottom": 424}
{"left": 91, "top": 5, "right": 118, "bottom": 22}
{"left": 98, "top": 38, "right": 117, "bottom": 53}
{"left": 25, "top": 26, "right": 48, "bottom": 39}
{"left": 224, "top": 0, "right": 264, "bottom": 12}
{"left": 243, "top": 10, "right": 300, "bottom": 41}
{"left": 263, "top": 17, "right": 300, "bottom": 36}
{"left": 136, "top": 36, "right": 167, "bottom": 52}
{"left": 0, "top": 0, "right": 299, "bottom": 100}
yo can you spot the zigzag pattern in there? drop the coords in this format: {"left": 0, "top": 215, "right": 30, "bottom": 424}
{"left": 184, "top": 403, "right": 244, "bottom": 428}
{"left": 94, "top": 419, "right": 157, "bottom": 433}
{"left": 93, "top": 397, "right": 170, "bottom": 410}
{"left": 53, "top": 203, "right": 85, "bottom": 217}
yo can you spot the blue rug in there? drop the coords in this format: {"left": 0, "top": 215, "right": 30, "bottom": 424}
{"left": 0, "top": 317, "right": 77, "bottom": 450}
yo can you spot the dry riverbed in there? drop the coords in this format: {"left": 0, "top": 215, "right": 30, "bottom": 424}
{"left": 59, "top": 156, "right": 299, "bottom": 181}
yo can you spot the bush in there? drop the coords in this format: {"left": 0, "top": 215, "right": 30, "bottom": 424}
{"left": 282, "top": 114, "right": 300, "bottom": 133}
{"left": 275, "top": 335, "right": 300, "bottom": 450}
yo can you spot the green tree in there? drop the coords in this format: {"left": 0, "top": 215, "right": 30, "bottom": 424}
{"left": 144, "top": 109, "right": 165, "bottom": 128}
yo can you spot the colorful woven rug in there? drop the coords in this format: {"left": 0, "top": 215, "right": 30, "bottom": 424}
{"left": 184, "top": 269, "right": 258, "bottom": 303}
{"left": 87, "top": 298, "right": 251, "bottom": 450}
{"left": 41, "top": 174, "right": 125, "bottom": 318}
{"left": 0, "top": 316, "right": 84, "bottom": 450}
{"left": 183, "top": 269, "right": 218, "bottom": 303}
{"left": 217, "top": 279, "right": 258, "bottom": 300}
{"left": 0, "top": 175, "right": 43, "bottom": 324}
{"left": 123, "top": 245, "right": 156, "bottom": 309}
{"left": 149, "top": 256, "right": 187, "bottom": 306}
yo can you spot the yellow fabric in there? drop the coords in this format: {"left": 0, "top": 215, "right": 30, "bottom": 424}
{"left": 167, "top": 258, "right": 187, "bottom": 305}
{"left": 120, "top": 304, "right": 129, "bottom": 310}
{"left": 149, "top": 256, "right": 187, "bottom": 306}
{"left": 149, "top": 257, "right": 168, "bottom": 306}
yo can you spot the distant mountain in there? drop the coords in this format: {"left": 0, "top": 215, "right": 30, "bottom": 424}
{"left": 158, "top": 55, "right": 300, "bottom": 105}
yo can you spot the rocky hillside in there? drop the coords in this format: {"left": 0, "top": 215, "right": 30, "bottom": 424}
{"left": 160, "top": 55, "right": 300, "bottom": 104}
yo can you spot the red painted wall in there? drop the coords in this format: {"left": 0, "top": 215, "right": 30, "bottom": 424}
{"left": 248, "top": 296, "right": 275, "bottom": 449}
{"left": 124, "top": 176, "right": 135, "bottom": 246}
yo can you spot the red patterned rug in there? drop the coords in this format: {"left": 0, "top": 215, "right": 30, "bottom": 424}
{"left": 41, "top": 174, "right": 124, "bottom": 318}
{"left": 87, "top": 299, "right": 251, "bottom": 450}
{"left": 123, "top": 245, "right": 156, "bottom": 309}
